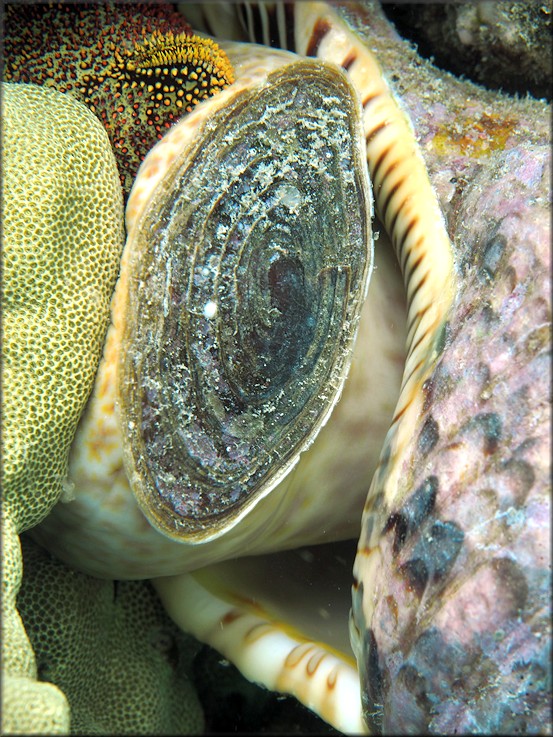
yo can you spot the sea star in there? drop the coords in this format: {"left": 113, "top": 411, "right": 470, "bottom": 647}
{"left": 4, "top": 2, "right": 234, "bottom": 196}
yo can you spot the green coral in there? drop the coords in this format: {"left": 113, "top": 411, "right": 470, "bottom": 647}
{"left": 17, "top": 536, "right": 204, "bottom": 735}
{"left": 2, "top": 82, "right": 124, "bottom": 534}
{"left": 1, "top": 81, "right": 116, "bottom": 734}
{"left": 1, "top": 83, "right": 203, "bottom": 735}
{"left": 1, "top": 513, "right": 70, "bottom": 734}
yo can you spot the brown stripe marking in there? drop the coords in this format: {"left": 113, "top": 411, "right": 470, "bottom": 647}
{"left": 376, "top": 158, "right": 400, "bottom": 189}
{"left": 371, "top": 145, "right": 393, "bottom": 182}
{"left": 221, "top": 610, "right": 242, "bottom": 626}
{"left": 362, "top": 91, "right": 380, "bottom": 107}
{"left": 402, "top": 234, "right": 424, "bottom": 272}
{"left": 407, "top": 270, "right": 429, "bottom": 306}
{"left": 407, "top": 324, "right": 430, "bottom": 358}
{"left": 399, "top": 356, "right": 425, "bottom": 390}
{"left": 244, "top": 621, "right": 274, "bottom": 644}
{"left": 405, "top": 252, "right": 424, "bottom": 285}
{"left": 365, "top": 120, "right": 387, "bottom": 144}
{"left": 341, "top": 50, "right": 357, "bottom": 70}
{"left": 327, "top": 670, "right": 338, "bottom": 690}
{"left": 398, "top": 217, "right": 419, "bottom": 257}
{"left": 380, "top": 180, "right": 402, "bottom": 218}
{"left": 407, "top": 302, "right": 430, "bottom": 336}
{"left": 306, "top": 651, "right": 325, "bottom": 676}
{"left": 305, "top": 18, "right": 331, "bottom": 57}
{"left": 391, "top": 394, "right": 414, "bottom": 425}
{"left": 356, "top": 545, "right": 374, "bottom": 557}
{"left": 388, "top": 193, "right": 410, "bottom": 234}
{"left": 380, "top": 177, "right": 408, "bottom": 223}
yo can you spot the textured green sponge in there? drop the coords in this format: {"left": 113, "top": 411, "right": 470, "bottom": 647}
{"left": 1, "top": 512, "right": 70, "bottom": 734}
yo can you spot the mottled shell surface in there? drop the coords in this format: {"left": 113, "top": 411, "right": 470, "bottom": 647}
{"left": 120, "top": 58, "right": 373, "bottom": 542}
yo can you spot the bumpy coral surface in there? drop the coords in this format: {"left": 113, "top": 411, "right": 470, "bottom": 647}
{"left": 1, "top": 513, "right": 70, "bottom": 735}
{"left": 2, "top": 82, "right": 124, "bottom": 534}
{"left": 4, "top": 3, "right": 234, "bottom": 195}
{"left": 17, "top": 535, "right": 204, "bottom": 735}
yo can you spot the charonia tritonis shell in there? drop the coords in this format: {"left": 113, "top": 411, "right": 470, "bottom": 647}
{"left": 32, "top": 41, "right": 407, "bottom": 580}
{"left": 27, "top": 0, "right": 550, "bottom": 733}
{"left": 28, "top": 6, "right": 449, "bottom": 731}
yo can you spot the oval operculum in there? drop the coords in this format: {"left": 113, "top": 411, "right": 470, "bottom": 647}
{"left": 119, "top": 59, "right": 373, "bottom": 542}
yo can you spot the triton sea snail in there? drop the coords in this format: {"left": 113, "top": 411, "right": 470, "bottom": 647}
{"left": 5, "top": 1, "right": 550, "bottom": 734}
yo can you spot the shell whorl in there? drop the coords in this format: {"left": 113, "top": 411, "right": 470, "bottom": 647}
{"left": 120, "top": 55, "right": 373, "bottom": 541}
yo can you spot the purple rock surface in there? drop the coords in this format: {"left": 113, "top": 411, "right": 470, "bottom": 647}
{"left": 342, "top": 2, "right": 551, "bottom": 733}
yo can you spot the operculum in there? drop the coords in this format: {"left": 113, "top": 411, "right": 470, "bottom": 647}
{"left": 119, "top": 51, "right": 374, "bottom": 542}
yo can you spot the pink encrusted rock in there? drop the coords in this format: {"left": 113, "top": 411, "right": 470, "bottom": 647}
{"left": 340, "top": 3, "right": 550, "bottom": 733}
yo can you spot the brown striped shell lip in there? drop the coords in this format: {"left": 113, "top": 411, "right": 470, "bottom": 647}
{"left": 293, "top": 1, "right": 457, "bottom": 518}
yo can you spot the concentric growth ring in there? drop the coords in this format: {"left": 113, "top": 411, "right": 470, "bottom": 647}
{"left": 120, "top": 61, "right": 373, "bottom": 540}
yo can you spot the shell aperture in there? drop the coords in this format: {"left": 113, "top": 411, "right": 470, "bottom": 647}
{"left": 119, "top": 59, "right": 373, "bottom": 541}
